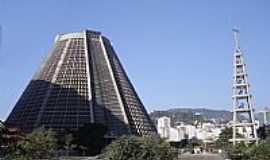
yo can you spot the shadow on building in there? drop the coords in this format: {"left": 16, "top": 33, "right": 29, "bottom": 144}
{"left": 5, "top": 80, "right": 130, "bottom": 155}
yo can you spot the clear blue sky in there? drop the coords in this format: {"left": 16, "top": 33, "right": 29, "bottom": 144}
{"left": 1, "top": 0, "right": 270, "bottom": 120}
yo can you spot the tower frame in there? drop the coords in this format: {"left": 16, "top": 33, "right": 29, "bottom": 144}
{"left": 231, "top": 28, "right": 258, "bottom": 145}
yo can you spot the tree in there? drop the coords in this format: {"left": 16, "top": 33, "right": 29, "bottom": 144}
{"left": 0, "top": 121, "right": 5, "bottom": 145}
{"left": 215, "top": 127, "right": 270, "bottom": 160}
{"left": 8, "top": 127, "right": 58, "bottom": 160}
{"left": 264, "top": 127, "right": 270, "bottom": 141}
{"left": 215, "top": 127, "right": 248, "bottom": 159}
{"left": 247, "top": 141, "right": 270, "bottom": 160}
{"left": 229, "top": 142, "right": 249, "bottom": 160}
{"left": 62, "top": 134, "right": 77, "bottom": 156}
{"left": 101, "top": 136, "right": 175, "bottom": 160}
{"left": 190, "top": 137, "right": 202, "bottom": 147}
{"left": 72, "top": 123, "right": 108, "bottom": 156}
{"left": 215, "top": 127, "right": 233, "bottom": 151}
{"left": 0, "top": 121, "right": 24, "bottom": 155}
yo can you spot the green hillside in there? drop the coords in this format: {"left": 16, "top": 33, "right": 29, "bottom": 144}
{"left": 150, "top": 108, "right": 232, "bottom": 125}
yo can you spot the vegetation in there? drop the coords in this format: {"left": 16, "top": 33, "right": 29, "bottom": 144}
{"left": 62, "top": 134, "right": 77, "bottom": 156}
{"left": 0, "top": 121, "right": 5, "bottom": 147}
{"left": 1, "top": 123, "right": 108, "bottom": 159}
{"left": 0, "top": 121, "right": 24, "bottom": 154}
{"left": 101, "top": 135, "right": 175, "bottom": 160}
{"left": 215, "top": 127, "right": 233, "bottom": 152}
{"left": 6, "top": 127, "right": 58, "bottom": 160}
{"left": 3, "top": 120, "right": 270, "bottom": 160}
{"left": 224, "top": 141, "right": 270, "bottom": 160}
{"left": 247, "top": 141, "right": 270, "bottom": 160}
{"left": 72, "top": 123, "right": 108, "bottom": 156}
{"left": 150, "top": 108, "right": 232, "bottom": 125}
{"left": 215, "top": 127, "right": 270, "bottom": 160}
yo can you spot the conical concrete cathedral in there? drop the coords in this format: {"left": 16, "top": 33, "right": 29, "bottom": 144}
{"left": 6, "top": 30, "right": 156, "bottom": 137}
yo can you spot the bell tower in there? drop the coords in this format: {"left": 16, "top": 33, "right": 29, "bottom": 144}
{"left": 231, "top": 28, "right": 258, "bottom": 145}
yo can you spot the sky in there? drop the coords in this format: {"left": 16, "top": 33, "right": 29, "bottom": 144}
{"left": 0, "top": 0, "right": 270, "bottom": 120}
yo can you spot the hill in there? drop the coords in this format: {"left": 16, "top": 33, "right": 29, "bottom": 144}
{"left": 150, "top": 107, "right": 232, "bottom": 125}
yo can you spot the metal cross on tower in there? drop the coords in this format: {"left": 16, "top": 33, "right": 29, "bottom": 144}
{"left": 231, "top": 28, "right": 258, "bottom": 145}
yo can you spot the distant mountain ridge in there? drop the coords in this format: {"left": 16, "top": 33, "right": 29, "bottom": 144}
{"left": 150, "top": 107, "right": 233, "bottom": 125}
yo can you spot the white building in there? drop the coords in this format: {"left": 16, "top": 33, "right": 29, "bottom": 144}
{"left": 157, "top": 117, "right": 223, "bottom": 143}
{"left": 176, "top": 123, "right": 197, "bottom": 139}
{"left": 157, "top": 116, "right": 171, "bottom": 139}
{"left": 157, "top": 116, "right": 184, "bottom": 142}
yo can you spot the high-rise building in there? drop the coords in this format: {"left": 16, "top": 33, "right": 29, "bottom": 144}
{"left": 257, "top": 107, "right": 270, "bottom": 126}
{"left": 231, "top": 28, "right": 258, "bottom": 145}
{"left": 6, "top": 30, "right": 156, "bottom": 137}
{"left": 157, "top": 117, "right": 171, "bottom": 139}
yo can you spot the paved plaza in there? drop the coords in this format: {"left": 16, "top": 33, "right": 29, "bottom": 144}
{"left": 179, "top": 153, "right": 226, "bottom": 160}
